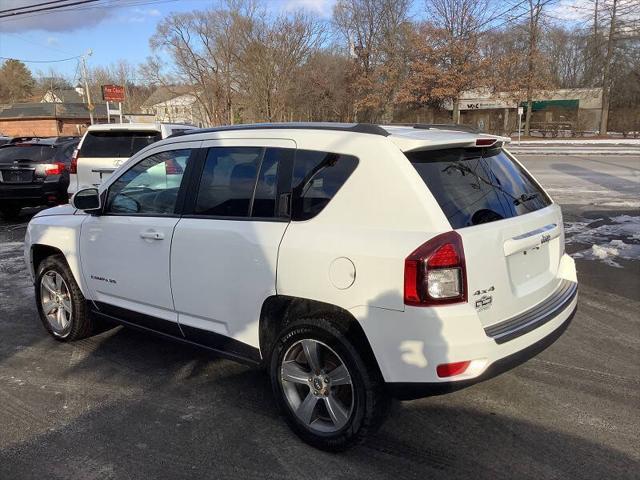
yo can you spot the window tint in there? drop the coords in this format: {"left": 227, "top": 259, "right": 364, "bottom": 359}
{"left": 195, "top": 147, "right": 263, "bottom": 217}
{"left": 0, "top": 145, "right": 57, "bottom": 164}
{"left": 80, "top": 130, "right": 161, "bottom": 158}
{"left": 405, "top": 147, "right": 552, "bottom": 229}
{"left": 292, "top": 150, "right": 358, "bottom": 221}
{"left": 106, "top": 149, "right": 191, "bottom": 215}
{"left": 251, "top": 148, "right": 282, "bottom": 218}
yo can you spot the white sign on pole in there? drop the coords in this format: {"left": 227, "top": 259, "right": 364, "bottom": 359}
{"left": 518, "top": 107, "right": 523, "bottom": 145}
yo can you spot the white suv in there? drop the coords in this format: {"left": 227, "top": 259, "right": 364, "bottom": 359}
{"left": 25, "top": 123, "right": 578, "bottom": 450}
{"left": 68, "top": 122, "right": 195, "bottom": 195}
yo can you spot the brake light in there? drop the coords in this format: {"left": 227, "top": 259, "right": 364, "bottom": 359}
{"left": 70, "top": 148, "right": 79, "bottom": 174}
{"left": 404, "top": 231, "right": 467, "bottom": 306}
{"left": 475, "top": 138, "right": 497, "bottom": 147}
{"left": 44, "top": 162, "right": 66, "bottom": 175}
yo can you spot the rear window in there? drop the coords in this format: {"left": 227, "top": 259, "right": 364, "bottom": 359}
{"left": 80, "top": 130, "right": 161, "bottom": 158}
{"left": 0, "top": 145, "right": 57, "bottom": 163}
{"left": 406, "top": 147, "right": 551, "bottom": 229}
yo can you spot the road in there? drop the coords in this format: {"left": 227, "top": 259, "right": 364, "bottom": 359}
{"left": 0, "top": 155, "right": 638, "bottom": 479}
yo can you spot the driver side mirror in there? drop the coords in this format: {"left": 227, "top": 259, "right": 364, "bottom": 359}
{"left": 71, "top": 187, "right": 102, "bottom": 213}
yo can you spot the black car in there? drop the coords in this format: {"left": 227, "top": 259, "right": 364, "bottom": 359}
{"left": 0, "top": 138, "right": 79, "bottom": 219}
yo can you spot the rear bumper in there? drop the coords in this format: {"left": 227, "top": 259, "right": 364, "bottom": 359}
{"left": 0, "top": 181, "right": 67, "bottom": 205}
{"left": 352, "top": 254, "right": 578, "bottom": 395}
{"left": 388, "top": 303, "right": 576, "bottom": 399}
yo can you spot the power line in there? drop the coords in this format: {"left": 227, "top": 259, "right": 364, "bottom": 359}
{"left": 0, "top": 0, "right": 78, "bottom": 15}
{"left": 0, "top": 0, "right": 100, "bottom": 19}
{"left": 0, "top": 54, "right": 82, "bottom": 63}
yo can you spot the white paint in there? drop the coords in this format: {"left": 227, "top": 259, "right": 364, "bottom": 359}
{"left": 25, "top": 124, "right": 578, "bottom": 385}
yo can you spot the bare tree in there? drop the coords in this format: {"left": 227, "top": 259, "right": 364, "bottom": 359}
{"left": 333, "top": 0, "right": 412, "bottom": 121}
{"left": 424, "top": 0, "right": 492, "bottom": 122}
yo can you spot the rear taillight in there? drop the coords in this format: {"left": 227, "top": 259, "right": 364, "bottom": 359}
{"left": 70, "top": 148, "right": 79, "bottom": 174}
{"left": 404, "top": 231, "right": 467, "bottom": 306}
{"left": 44, "top": 162, "right": 66, "bottom": 175}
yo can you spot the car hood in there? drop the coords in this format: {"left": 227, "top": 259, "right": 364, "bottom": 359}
{"left": 33, "top": 204, "right": 78, "bottom": 218}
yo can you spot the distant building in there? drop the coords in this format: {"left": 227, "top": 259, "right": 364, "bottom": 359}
{"left": 41, "top": 88, "right": 85, "bottom": 104}
{"left": 0, "top": 103, "right": 108, "bottom": 137}
{"left": 443, "top": 88, "right": 603, "bottom": 135}
{"left": 142, "top": 86, "right": 208, "bottom": 127}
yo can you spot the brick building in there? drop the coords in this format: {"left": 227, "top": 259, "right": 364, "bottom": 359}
{"left": 0, "top": 102, "right": 108, "bottom": 137}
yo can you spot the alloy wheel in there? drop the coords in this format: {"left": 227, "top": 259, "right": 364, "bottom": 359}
{"left": 40, "top": 270, "right": 73, "bottom": 337}
{"left": 280, "top": 339, "right": 354, "bottom": 433}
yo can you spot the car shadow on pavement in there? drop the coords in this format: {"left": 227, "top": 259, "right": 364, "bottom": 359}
{"left": 0, "top": 323, "right": 637, "bottom": 480}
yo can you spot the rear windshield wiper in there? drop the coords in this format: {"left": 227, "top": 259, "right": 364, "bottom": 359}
{"left": 513, "top": 192, "right": 538, "bottom": 206}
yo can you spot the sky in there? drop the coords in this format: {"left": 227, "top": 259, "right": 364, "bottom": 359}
{"left": 0, "top": 0, "right": 595, "bottom": 82}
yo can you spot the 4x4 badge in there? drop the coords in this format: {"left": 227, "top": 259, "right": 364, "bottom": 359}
{"left": 473, "top": 286, "right": 494, "bottom": 296}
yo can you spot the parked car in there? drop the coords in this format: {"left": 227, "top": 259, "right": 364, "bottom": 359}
{"left": 0, "top": 136, "right": 42, "bottom": 146}
{"left": 25, "top": 123, "right": 578, "bottom": 450}
{"left": 0, "top": 137, "right": 79, "bottom": 219}
{"left": 68, "top": 122, "right": 196, "bottom": 195}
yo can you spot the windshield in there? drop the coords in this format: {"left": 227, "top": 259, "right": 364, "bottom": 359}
{"left": 80, "top": 130, "right": 161, "bottom": 158}
{"left": 0, "top": 145, "right": 57, "bottom": 164}
{"left": 406, "top": 147, "right": 552, "bottom": 229}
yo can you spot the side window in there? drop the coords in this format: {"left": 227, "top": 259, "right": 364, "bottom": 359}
{"left": 106, "top": 149, "right": 191, "bottom": 215}
{"left": 194, "top": 147, "right": 263, "bottom": 217}
{"left": 251, "top": 148, "right": 292, "bottom": 218}
{"left": 291, "top": 150, "right": 358, "bottom": 221}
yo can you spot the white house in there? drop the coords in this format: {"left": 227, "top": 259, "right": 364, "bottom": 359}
{"left": 142, "top": 86, "right": 208, "bottom": 127}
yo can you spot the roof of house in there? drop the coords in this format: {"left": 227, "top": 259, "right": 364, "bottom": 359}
{"left": 0, "top": 102, "right": 108, "bottom": 120}
{"left": 42, "top": 88, "right": 85, "bottom": 103}
{"left": 142, "top": 86, "right": 195, "bottom": 107}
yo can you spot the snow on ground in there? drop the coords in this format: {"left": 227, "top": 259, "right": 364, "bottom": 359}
{"left": 565, "top": 215, "right": 640, "bottom": 268}
{"left": 513, "top": 139, "right": 640, "bottom": 145}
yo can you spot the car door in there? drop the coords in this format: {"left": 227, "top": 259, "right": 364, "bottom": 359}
{"left": 170, "top": 139, "right": 295, "bottom": 356}
{"left": 80, "top": 143, "right": 199, "bottom": 335}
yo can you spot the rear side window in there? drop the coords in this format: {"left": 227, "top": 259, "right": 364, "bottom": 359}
{"left": 405, "top": 147, "right": 552, "bottom": 229}
{"left": 194, "top": 147, "right": 292, "bottom": 218}
{"left": 0, "top": 145, "right": 57, "bottom": 163}
{"left": 291, "top": 150, "right": 358, "bottom": 221}
{"left": 194, "top": 147, "right": 262, "bottom": 217}
{"left": 80, "top": 131, "right": 161, "bottom": 158}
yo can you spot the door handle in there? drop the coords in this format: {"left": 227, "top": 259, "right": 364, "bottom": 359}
{"left": 140, "top": 230, "right": 165, "bottom": 240}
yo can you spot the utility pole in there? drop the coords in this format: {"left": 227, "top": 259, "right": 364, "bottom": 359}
{"left": 599, "top": 0, "right": 617, "bottom": 135}
{"left": 80, "top": 49, "right": 94, "bottom": 125}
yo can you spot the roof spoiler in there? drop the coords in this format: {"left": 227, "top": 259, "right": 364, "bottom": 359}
{"left": 388, "top": 123, "right": 480, "bottom": 134}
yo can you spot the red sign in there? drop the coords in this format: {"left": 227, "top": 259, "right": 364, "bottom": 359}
{"left": 101, "top": 84, "right": 125, "bottom": 102}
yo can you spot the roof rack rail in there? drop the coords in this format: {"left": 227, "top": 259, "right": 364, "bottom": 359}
{"left": 170, "top": 122, "right": 390, "bottom": 138}
{"left": 388, "top": 123, "right": 480, "bottom": 134}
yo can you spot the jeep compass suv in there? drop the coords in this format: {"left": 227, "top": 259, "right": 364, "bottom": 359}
{"left": 24, "top": 123, "right": 578, "bottom": 450}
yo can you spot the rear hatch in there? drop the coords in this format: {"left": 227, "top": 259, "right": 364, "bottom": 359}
{"left": 0, "top": 144, "right": 63, "bottom": 184}
{"left": 77, "top": 129, "right": 161, "bottom": 187}
{"left": 405, "top": 145, "right": 564, "bottom": 327}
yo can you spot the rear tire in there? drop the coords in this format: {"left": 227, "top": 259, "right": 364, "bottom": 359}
{"left": 270, "top": 318, "right": 389, "bottom": 451}
{"left": 35, "top": 254, "right": 95, "bottom": 341}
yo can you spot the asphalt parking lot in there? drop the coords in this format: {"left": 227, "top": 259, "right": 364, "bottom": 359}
{"left": 0, "top": 154, "right": 638, "bottom": 479}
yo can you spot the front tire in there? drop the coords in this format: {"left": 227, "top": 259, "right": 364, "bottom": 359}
{"left": 270, "top": 318, "right": 389, "bottom": 451}
{"left": 35, "top": 255, "right": 95, "bottom": 341}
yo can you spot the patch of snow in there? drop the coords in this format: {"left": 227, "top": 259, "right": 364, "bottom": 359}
{"left": 566, "top": 215, "right": 640, "bottom": 266}
{"left": 572, "top": 241, "right": 640, "bottom": 268}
